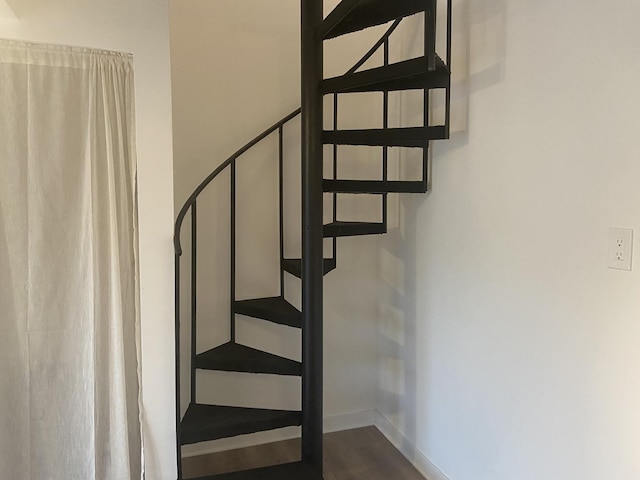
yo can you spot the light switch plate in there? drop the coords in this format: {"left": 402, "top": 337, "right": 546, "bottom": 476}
{"left": 608, "top": 228, "right": 633, "bottom": 271}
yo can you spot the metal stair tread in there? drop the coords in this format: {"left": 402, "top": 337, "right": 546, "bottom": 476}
{"left": 186, "top": 461, "right": 322, "bottom": 480}
{"left": 322, "top": 0, "right": 433, "bottom": 40}
{"left": 282, "top": 258, "right": 337, "bottom": 279}
{"left": 323, "top": 126, "right": 447, "bottom": 147}
{"left": 180, "top": 403, "right": 301, "bottom": 445}
{"left": 324, "top": 179, "right": 426, "bottom": 194}
{"left": 323, "top": 55, "right": 449, "bottom": 94}
{"left": 324, "top": 221, "right": 387, "bottom": 238}
{"left": 235, "top": 296, "right": 302, "bottom": 328}
{"left": 195, "top": 342, "right": 301, "bottom": 376}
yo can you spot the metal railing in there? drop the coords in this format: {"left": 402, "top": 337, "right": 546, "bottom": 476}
{"left": 173, "top": 1, "right": 452, "bottom": 475}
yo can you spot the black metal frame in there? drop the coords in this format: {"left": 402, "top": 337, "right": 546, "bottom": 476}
{"left": 301, "top": 0, "right": 324, "bottom": 470}
{"left": 173, "top": 108, "right": 300, "bottom": 479}
{"left": 325, "top": 0, "right": 453, "bottom": 232}
{"left": 172, "top": 2, "right": 452, "bottom": 477}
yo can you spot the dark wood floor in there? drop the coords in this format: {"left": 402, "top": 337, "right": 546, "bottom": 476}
{"left": 183, "top": 426, "right": 425, "bottom": 480}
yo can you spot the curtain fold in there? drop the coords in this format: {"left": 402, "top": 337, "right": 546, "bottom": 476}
{"left": 0, "top": 40, "right": 142, "bottom": 480}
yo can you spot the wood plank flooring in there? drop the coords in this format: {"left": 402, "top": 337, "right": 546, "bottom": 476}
{"left": 182, "top": 426, "right": 426, "bottom": 480}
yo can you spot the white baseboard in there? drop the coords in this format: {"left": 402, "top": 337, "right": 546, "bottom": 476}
{"left": 182, "top": 409, "right": 378, "bottom": 459}
{"left": 324, "top": 409, "right": 379, "bottom": 433}
{"left": 374, "top": 412, "right": 450, "bottom": 480}
{"left": 182, "top": 408, "right": 450, "bottom": 480}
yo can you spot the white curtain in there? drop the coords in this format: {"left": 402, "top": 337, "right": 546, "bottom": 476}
{"left": 0, "top": 40, "right": 142, "bottom": 480}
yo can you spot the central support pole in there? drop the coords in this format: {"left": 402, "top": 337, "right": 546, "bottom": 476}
{"left": 301, "top": 0, "right": 324, "bottom": 475}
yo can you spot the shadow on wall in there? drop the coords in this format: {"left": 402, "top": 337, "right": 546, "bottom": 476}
{"left": 377, "top": 200, "right": 420, "bottom": 447}
{"left": 376, "top": 0, "right": 507, "bottom": 456}
{"left": 441, "top": 0, "right": 508, "bottom": 153}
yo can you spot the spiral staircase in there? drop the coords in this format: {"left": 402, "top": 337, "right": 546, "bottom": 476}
{"left": 173, "top": 1, "right": 452, "bottom": 478}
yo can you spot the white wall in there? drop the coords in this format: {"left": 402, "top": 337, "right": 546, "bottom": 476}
{"left": 0, "top": 0, "right": 15, "bottom": 19}
{"left": 0, "top": 2, "right": 176, "bottom": 479}
{"left": 171, "top": 0, "right": 389, "bottom": 456}
{"left": 378, "top": 0, "right": 640, "bottom": 479}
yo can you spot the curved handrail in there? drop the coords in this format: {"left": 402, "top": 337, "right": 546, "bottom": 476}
{"left": 174, "top": 108, "right": 301, "bottom": 255}
{"left": 174, "top": 19, "right": 402, "bottom": 256}
{"left": 346, "top": 19, "right": 401, "bottom": 75}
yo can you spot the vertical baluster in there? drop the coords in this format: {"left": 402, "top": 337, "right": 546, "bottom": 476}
{"left": 383, "top": 39, "right": 389, "bottom": 226}
{"left": 446, "top": 0, "right": 452, "bottom": 137}
{"left": 332, "top": 94, "right": 338, "bottom": 262}
{"left": 279, "top": 127, "right": 285, "bottom": 297}
{"left": 190, "top": 202, "right": 197, "bottom": 404}
{"left": 426, "top": 1, "right": 437, "bottom": 71}
{"left": 423, "top": 8, "right": 432, "bottom": 186}
{"left": 174, "top": 251, "right": 182, "bottom": 480}
{"left": 230, "top": 159, "right": 236, "bottom": 342}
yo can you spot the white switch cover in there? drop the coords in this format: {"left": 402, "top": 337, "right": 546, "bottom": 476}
{"left": 608, "top": 228, "right": 633, "bottom": 271}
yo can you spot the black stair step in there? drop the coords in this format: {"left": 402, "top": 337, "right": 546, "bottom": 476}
{"left": 187, "top": 461, "right": 322, "bottom": 480}
{"left": 324, "top": 179, "right": 426, "bottom": 194}
{"left": 323, "top": 126, "right": 447, "bottom": 147}
{"left": 195, "top": 342, "right": 301, "bottom": 376}
{"left": 180, "top": 403, "right": 301, "bottom": 445}
{"left": 282, "top": 258, "right": 337, "bottom": 279}
{"left": 322, "top": 0, "right": 433, "bottom": 40}
{"left": 323, "top": 56, "right": 449, "bottom": 94}
{"left": 324, "top": 221, "right": 387, "bottom": 238}
{"left": 235, "top": 297, "right": 302, "bottom": 328}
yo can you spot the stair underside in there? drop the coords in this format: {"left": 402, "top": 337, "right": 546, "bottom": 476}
{"left": 324, "top": 179, "right": 426, "bottom": 194}
{"left": 282, "top": 258, "right": 337, "bottom": 278}
{"left": 195, "top": 342, "right": 301, "bottom": 376}
{"left": 323, "top": 0, "right": 434, "bottom": 39}
{"left": 235, "top": 297, "right": 302, "bottom": 328}
{"left": 323, "top": 126, "right": 446, "bottom": 147}
{"left": 323, "top": 56, "right": 449, "bottom": 94}
{"left": 180, "top": 403, "right": 301, "bottom": 445}
{"left": 187, "top": 461, "right": 322, "bottom": 480}
{"left": 324, "top": 221, "right": 386, "bottom": 238}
